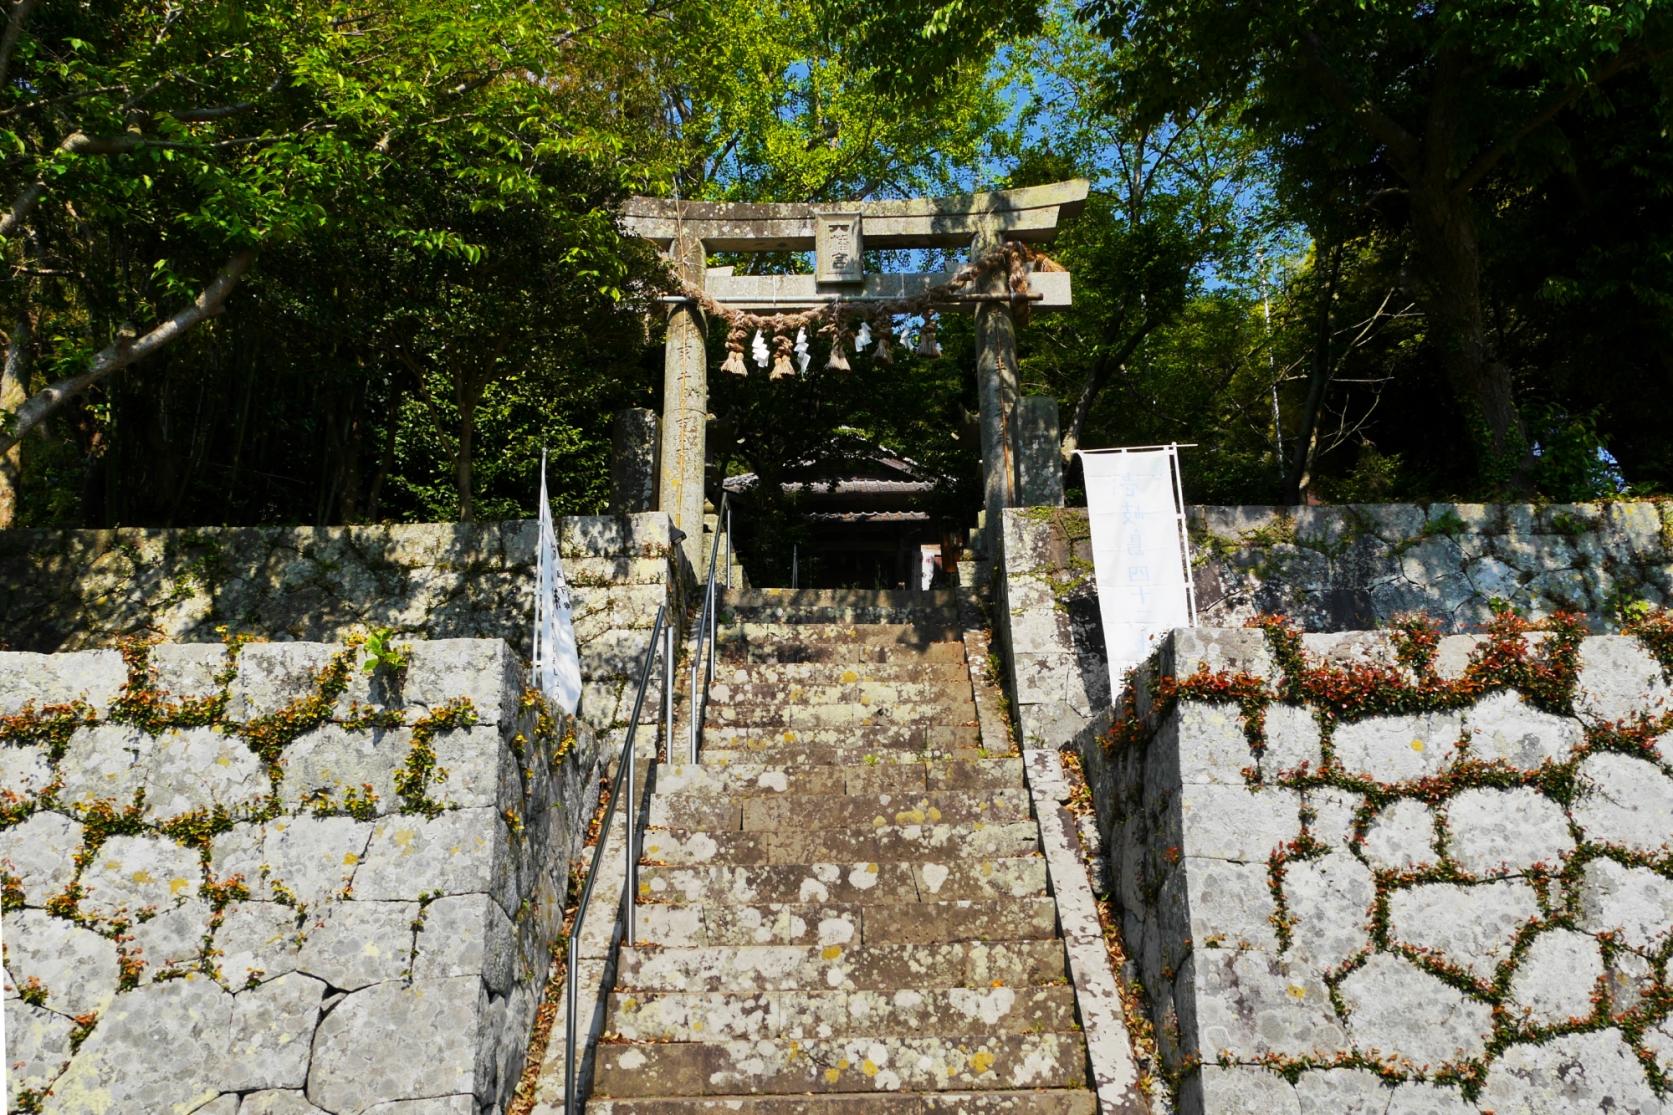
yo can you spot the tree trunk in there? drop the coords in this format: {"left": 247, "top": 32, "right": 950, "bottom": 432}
{"left": 0, "top": 309, "right": 29, "bottom": 527}
{"left": 1285, "top": 244, "right": 1342, "bottom": 504}
{"left": 455, "top": 378, "right": 480, "bottom": 522}
{"left": 1407, "top": 185, "right": 1532, "bottom": 489}
{"left": 1059, "top": 318, "right": 1154, "bottom": 462}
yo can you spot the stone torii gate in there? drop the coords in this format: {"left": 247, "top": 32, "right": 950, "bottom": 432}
{"left": 620, "top": 179, "right": 1088, "bottom": 571}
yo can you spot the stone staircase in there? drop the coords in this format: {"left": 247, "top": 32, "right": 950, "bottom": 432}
{"left": 585, "top": 589, "right": 1097, "bottom": 1113}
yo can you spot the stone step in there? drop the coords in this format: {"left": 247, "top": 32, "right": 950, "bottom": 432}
{"left": 704, "top": 702, "right": 976, "bottom": 728}
{"left": 588, "top": 1090, "right": 1098, "bottom": 1114}
{"left": 638, "top": 857, "right": 1049, "bottom": 906}
{"left": 708, "top": 680, "right": 969, "bottom": 706}
{"left": 717, "top": 623, "right": 963, "bottom": 651}
{"left": 719, "top": 588, "right": 960, "bottom": 623}
{"left": 590, "top": 1032, "right": 1088, "bottom": 1096}
{"left": 699, "top": 745, "right": 1007, "bottom": 767}
{"left": 614, "top": 940, "right": 1068, "bottom": 994}
{"left": 606, "top": 985, "right": 1077, "bottom": 1043}
{"left": 698, "top": 724, "right": 983, "bottom": 751}
{"left": 655, "top": 759, "right": 1022, "bottom": 798}
{"left": 717, "top": 641, "right": 968, "bottom": 665}
{"left": 647, "top": 789, "right": 1033, "bottom": 832}
{"left": 641, "top": 822, "right": 1043, "bottom": 866}
{"left": 631, "top": 897, "right": 1061, "bottom": 949}
{"left": 712, "top": 661, "right": 972, "bottom": 686}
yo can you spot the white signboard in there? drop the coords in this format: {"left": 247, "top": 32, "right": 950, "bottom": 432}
{"left": 1077, "top": 445, "right": 1197, "bottom": 692}
{"left": 532, "top": 452, "right": 583, "bottom": 715}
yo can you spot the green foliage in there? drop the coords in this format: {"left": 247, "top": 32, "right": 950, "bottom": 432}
{"left": 357, "top": 627, "right": 411, "bottom": 677}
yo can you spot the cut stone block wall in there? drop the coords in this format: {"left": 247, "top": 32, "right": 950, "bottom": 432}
{"left": 997, "top": 501, "right": 1673, "bottom": 760}
{"left": 0, "top": 513, "right": 684, "bottom": 741}
{"left": 1, "top": 638, "right": 597, "bottom": 1115}
{"left": 1078, "top": 625, "right": 1673, "bottom": 1115}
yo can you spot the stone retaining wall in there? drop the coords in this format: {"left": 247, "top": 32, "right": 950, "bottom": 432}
{"left": 997, "top": 501, "right": 1673, "bottom": 759}
{"left": 1077, "top": 625, "right": 1673, "bottom": 1115}
{"left": 0, "top": 514, "right": 685, "bottom": 739}
{"left": 1, "top": 637, "right": 598, "bottom": 1115}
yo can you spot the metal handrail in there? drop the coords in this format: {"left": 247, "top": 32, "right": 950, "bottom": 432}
{"left": 687, "top": 493, "right": 729, "bottom": 762}
{"left": 564, "top": 602, "right": 667, "bottom": 1114}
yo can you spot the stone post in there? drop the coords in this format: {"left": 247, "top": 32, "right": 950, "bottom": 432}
{"left": 609, "top": 408, "right": 660, "bottom": 515}
{"left": 657, "top": 233, "right": 707, "bottom": 570}
{"left": 1016, "top": 395, "right": 1064, "bottom": 507}
{"left": 972, "top": 227, "right": 1020, "bottom": 559}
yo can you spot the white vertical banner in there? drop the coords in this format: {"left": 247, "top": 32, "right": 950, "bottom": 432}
{"left": 533, "top": 451, "right": 583, "bottom": 715}
{"left": 1077, "top": 445, "right": 1197, "bottom": 692}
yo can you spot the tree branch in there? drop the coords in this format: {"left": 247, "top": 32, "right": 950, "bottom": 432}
{"left": 1298, "top": 30, "right": 1421, "bottom": 177}
{"left": 1455, "top": 43, "right": 1668, "bottom": 194}
{"left": 0, "top": 0, "right": 39, "bottom": 91}
{"left": 0, "top": 250, "right": 256, "bottom": 455}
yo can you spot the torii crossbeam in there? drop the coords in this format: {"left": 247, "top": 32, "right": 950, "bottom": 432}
{"left": 620, "top": 179, "right": 1089, "bottom": 570}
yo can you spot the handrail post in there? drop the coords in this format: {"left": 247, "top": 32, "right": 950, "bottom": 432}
{"left": 561, "top": 605, "right": 665, "bottom": 1115}
{"left": 663, "top": 619, "right": 673, "bottom": 760}
{"left": 725, "top": 505, "right": 733, "bottom": 589}
{"left": 564, "top": 932, "right": 578, "bottom": 1112}
{"left": 624, "top": 724, "right": 636, "bottom": 947}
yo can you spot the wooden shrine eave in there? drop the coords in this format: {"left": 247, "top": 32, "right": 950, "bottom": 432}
{"left": 620, "top": 180, "right": 1090, "bottom": 252}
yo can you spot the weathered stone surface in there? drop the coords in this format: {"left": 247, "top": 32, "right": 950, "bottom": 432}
{"left": 4, "top": 908, "right": 120, "bottom": 1015}
{"left": 1387, "top": 880, "right": 1540, "bottom": 983}
{"left": 142, "top": 725, "right": 269, "bottom": 818}
{"left": 1572, "top": 752, "right": 1673, "bottom": 852}
{"left": 43, "top": 976, "right": 233, "bottom": 1114}
{"left": 215, "top": 816, "right": 372, "bottom": 907}
{"left": 307, "top": 976, "right": 483, "bottom": 1113}
{"left": 1184, "top": 1065, "right": 1300, "bottom": 1115}
{"left": 1262, "top": 704, "right": 1322, "bottom": 774}
{"left": 1302, "top": 787, "right": 1361, "bottom": 850}
{"left": 1360, "top": 799, "right": 1437, "bottom": 871}
{"left": 1337, "top": 954, "right": 1493, "bottom": 1068}
{"left": 223, "top": 972, "right": 326, "bottom": 1091}
{"left": 5, "top": 634, "right": 600, "bottom": 1115}
{"left": 295, "top": 899, "right": 417, "bottom": 989}
{"left": 278, "top": 724, "right": 406, "bottom": 814}
{"left": 1381, "top": 1082, "right": 1475, "bottom": 1114}
{"left": 1176, "top": 858, "right": 1279, "bottom": 953}
{"left": 1282, "top": 851, "right": 1374, "bottom": 970}
{"left": 1179, "top": 949, "right": 1347, "bottom": 1059}
{"left": 0, "top": 811, "right": 81, "bottom": 905}
{"left": 1292, "top": 1068, "right": 1393, "bottom": 1115}
{"left": 1506, "top": 928, "right": 1604, "bottom": 1027}
{"left": 1333, "top": 713, "right": 1462, "bottom": 783}
{"left": 362, "top": 1098, "right": 477, "bottom": 1114}
{"left": 1477, "top": 1029, "right": 1661, "bottom": 1114}
{"left": 355, "top": 808, "right": 502, "bottom": 903}
{"left": 0, "top": 649, "right": 125, "bottom": 713}
{"left": 1178, "top": 783, "right": 1300, "bottom": 861}
{"left": 1444, "top": 787, "right": 1573, "bottom": 876}
{"left": 239, "top": 1092, "right": 333, "bottom": 1115}
{"left": 1461, "top": 690, "right": 1584, "bottom": 768}
{"left": 56, "top": 722, "right": 151, "bottom": 808}
{"left": 1164, "top": 702, "right": 1253, "bottom": 784}
{"left": 213, "top": 901, "right": 305, "bottom": 988}
{"left": 1577, "top": 857, "right": 1673, "bottom": 954}
{"left": 1575, "top": 637, "right": 1672, "bottom": 725}
{"left": 4, "top": 998, "right": 75, "bottom": 1095}
{"left": 129, "top": 897, "right": 213, "bottom": 973}
{"left": 0, "top": 741, "right": 54, "bottom": 796}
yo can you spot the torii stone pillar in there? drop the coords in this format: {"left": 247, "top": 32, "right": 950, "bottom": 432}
{"left": 658, "top": 232, "right": 708, "bottom": 570}
{"left": 973, "top": 224, "right": 1019, "bottom": 558}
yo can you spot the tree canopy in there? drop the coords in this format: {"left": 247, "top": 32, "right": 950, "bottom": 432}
{"left": 3, "top": 0, "right": 1671, "bottom": 530}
